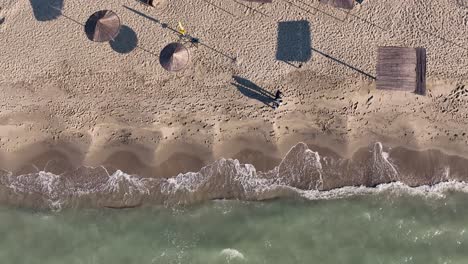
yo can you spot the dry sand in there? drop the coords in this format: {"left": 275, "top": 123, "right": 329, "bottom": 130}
{"left": 0, "top": 0, "right": 468, "bottom": 177}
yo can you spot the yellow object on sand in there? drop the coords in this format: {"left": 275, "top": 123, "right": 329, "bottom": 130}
{"left": 177, "top": 22, "right": 186, "bottom": 35}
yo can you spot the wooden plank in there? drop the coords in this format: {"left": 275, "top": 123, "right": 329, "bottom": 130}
{"left": 415, "top": 47, "right": 427, "bottom": 95}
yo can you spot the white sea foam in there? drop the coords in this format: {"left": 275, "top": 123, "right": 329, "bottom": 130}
{"left": 220, "top": 248, "right": 245, "bottom": 261}
{"left": 6, "top": 171, "right": 60, "bottom": 195}
{"left": 162, "top": 171, "right": 207, "bottom": 194}
{"left": 3, "top": 169, "right": 468, "bottom": 209}
{"left": 300, "top": 181, "right": 468, "bottom": 200}
{"left": 103, "top": 170, "right": 151, "bottom": 195}
{"left": 1, "top": 142, "right": 468, "bottom": 208}
{"left": 373, "top": 142, "right": 399, "bottom": 182}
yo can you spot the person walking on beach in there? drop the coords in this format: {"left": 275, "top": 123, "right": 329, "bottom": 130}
{"left": 273, "top": 90, "right": 283, "bottom": 109}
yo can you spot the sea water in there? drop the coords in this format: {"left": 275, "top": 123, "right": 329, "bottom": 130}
{"left": 1, "top": 192, "right": 467, "bottom": 264}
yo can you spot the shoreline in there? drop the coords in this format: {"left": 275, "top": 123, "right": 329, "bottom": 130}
{"left": 2, "top": 139, "right": 468, "bottom": 209}
{"left": 1, "top": 0, "right": 468, "bottom": 207}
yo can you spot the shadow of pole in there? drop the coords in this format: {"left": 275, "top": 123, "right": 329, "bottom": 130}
{"left": 280, "top": 60, "right": 302, "bottom": 68}
{"left": 232, "top": 0, "right": 271, "bottom": 18}
{"left": 297, "top": 0, "right": 465, "bottom": 52}
{"left": 284, "top": 0, "right": 351, "bottom": 21}
{"left": 198, "top": 42, "right": 236, "bottom": 61}
{"left": 123, "top": 5, "right": 236, "bottom": 61}
{"left": 136, "top": 46, "right": 160, "bottom": 57}
{"left": 201, "top": 0, "right": 236, "bottom": 16}
{"left": 279, "top": 0, "right": 318, "bottom": 17}
{"left": 311, "top": 47, "right": 376, "bottom": 80}
{"left": 291, "top": 0, "right": 387, "bottom": 30}
{"left": 417, "top": 26, "right": 468, "bottom": 52}
{"left": 346, "top": 12, "right": 386, "bottom": 31}
{"left": 58, "top": 12, "right": 84, "bottom": 26}
{"left": 123, "top": 5, "right": 178, "bottom": 32}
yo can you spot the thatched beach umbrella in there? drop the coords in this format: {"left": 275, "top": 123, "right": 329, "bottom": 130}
{"left": 376, "top": 46, "right": 426, "bottom": 95}
{"left": 85, "top": 10, "right": 121, "bottom": 42}
{"left": 159, "top": 43, "right": 190, "bottom": 72}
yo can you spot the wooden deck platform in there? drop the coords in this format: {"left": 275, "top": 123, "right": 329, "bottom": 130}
{"left": 376, "top": 46, "right": 426, "bottom": 95}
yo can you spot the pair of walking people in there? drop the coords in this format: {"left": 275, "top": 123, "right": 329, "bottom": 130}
{"left": 273, "top": 90, "right": 283, "bottom": 109}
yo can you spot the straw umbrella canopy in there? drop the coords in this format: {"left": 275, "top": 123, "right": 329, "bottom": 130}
{"left": 159, "top": 43, "right": 190, "bottom": 72}
{"left": 85, "top": 10, "right": 121, "bottom": 42}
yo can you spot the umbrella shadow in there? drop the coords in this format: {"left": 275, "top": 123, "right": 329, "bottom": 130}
{"left": 232, "top": 76, "right": 276, "bottom": 108}
{"left": 276, "top": 20, "right": 312, "bottom": 63}
{"left": 29, "top": 0, "right": 63, "bottom": 21}
{"left": 110, "top": 25, "right": 138, "bottom": 54}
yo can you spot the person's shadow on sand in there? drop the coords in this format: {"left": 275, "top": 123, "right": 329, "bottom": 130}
{"left": 231, "top": 76, "right": 276, "bottom": 108}
{"left": 29, "top": 0, "right": 63, "bottom": 21}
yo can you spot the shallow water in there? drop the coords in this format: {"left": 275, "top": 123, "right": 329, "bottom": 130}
{"left": 1, "top": 193, "right": 467, "bottom": 264}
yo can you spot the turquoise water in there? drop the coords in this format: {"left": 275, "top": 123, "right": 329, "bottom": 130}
{"left": 1, "top": 193, "right": 467, "bottom": 264}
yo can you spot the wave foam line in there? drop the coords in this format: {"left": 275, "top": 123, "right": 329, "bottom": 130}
{"left": 300, "top": 181, "right": 468, "bottom": 200}
{"left": 1, "top": 142, "right": 468, "bottom": 209}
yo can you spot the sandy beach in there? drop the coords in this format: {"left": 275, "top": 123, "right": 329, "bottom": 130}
{"left": 0, "top": 0, "right": 468, "bottom": 207}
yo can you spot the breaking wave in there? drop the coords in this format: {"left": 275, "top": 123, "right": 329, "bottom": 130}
{"left": 220, "top": 248, "right": 245, "bottom": 261}
{"left": 1, "top": 142, "right": 468, "bottom": 209}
